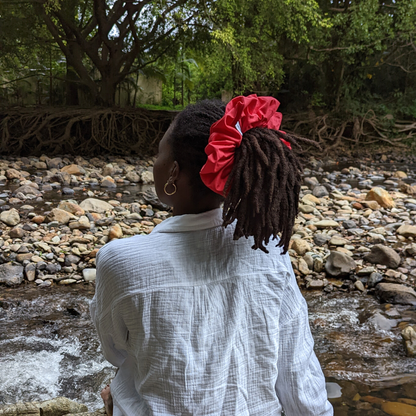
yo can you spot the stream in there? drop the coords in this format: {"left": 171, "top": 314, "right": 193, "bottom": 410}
{"left": 1, "top": 159, "right": 416, "bottom": 415}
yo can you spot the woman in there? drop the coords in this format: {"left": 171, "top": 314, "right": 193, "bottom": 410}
{"left": 91, "top": 95, "right": 333, "bottom": 416}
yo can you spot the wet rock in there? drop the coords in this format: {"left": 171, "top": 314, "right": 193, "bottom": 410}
{"left": 404, "top": 243, "right": 416, "bottom": 256}
{"left": 397, "top": 223, "right": 416, "bottom": 238}
{"left": 0, "top": 263, "right": 24, "bottom": 285}
{"left": 109, "top": 224, "right": 123, "bottom": 240}
{"left": 32, "top": 215, "right": 45, "bottom": 224}
{"left": 402, "top": 325, "right": 416, "bottom": 357}
{"left": 37, "top": 397, "right": 88, "bottom": 415}
{"left": 46, "top": 208, "right": 76, "bottom": 225}
{"left": 79, "top": 198, "right": 113, "bottom": 213}
{"left": 376, "top": 283, "right": 416, "bottom": 306}
{"left": 61, "top": 164, "right": 86, "bottom": 176}
{"left": 140, "top": 189, "right": 170, "bottom": 211}
{"left": 14, "top": 184, "right": 41, "bottom": 196}
{"left": 291, "top": 239, "right": 311, "bottom": 256}
{"left": 0, "top": 208, "right": 20, "bottom": 226}
{"left": 393, "top": 171, "right": 407, "bottom": 179}
{"left": 325, "top": 251, "right": 356, "bottom": 278}
{"left": 82, "top": 268, "right": 96, "bottom": 282}
{"left": 62, "top": 187, "right": 75, "bottom": 195}
{"left": 381, "top": 401, "right": 416, "bottom": 416}
{"left": 59, "top": 278, "right": 77, "bottom": 285}
{"left": 101, "top": 176, "right": 116, "bottom": 187}
{"left": 364, "top": 245, "right": 401, "bottom": 269}
{"left": 366, "top": 187, "right": 395, "bottom": 209}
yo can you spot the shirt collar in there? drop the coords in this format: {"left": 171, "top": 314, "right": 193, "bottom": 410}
{"left": 151, "top": 208, "right": 223, "bottom": 233}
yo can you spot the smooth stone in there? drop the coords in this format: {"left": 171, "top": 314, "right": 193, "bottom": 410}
{"left": 65, "top": 254, "right": 81, "bottom": 266}
{"left": 59, "top": 279, "right": 77, "bottom": 285}
{"left": 306, "top": 279, "right": 325, "bottom": 290}
{"left": 313, "top": 185, "right": 329, "bottom": 198}
{"left": 0, "top": 263, "right": 24, "bottom": 285}
{"left": 329, "top": 236, "right": 347, "bottom": 246}
{"left": 46, "top": 208, "right": 76, "bottom": 225}
{"left": 101, "top": 176, "right": 117, "bottom": 187}
{"left": 141, "top": 170, "right": 154, "bottom": 184}
{"left": 366, "top": 187, "right": 395, "bottom": 209}
{"left": 126, "top": 171, "right": 140, "bottom": 183}
{"left": 325, "top": 251, "right": 356, "bottom": 278}
{"left": 314, "top": 220, "right": 339, "bottom": 228}
{"left": 313, "top": 233, "right": 331, "bottom": 246}
{"left": 364, "top": 245, "right": 401, "bottom": 269}
{"left": 381, "top": 401, "right": 416, "bottom": 416}
{"left": 397, "top": 224, "right": 416, "bottom": 238}
{"left": 298, "top": 258, "right": 310, "bottom": 275}
{"left": 0, "top": 208, "right": 20, "bottom": 226}
{"left": 291, "top": 239, "right": 311, "bottom": 256}
{"left": 61, "top": 164, "right": 86, "bottom": 175}
{"left": 79, "top": 198, "right": 113, "bottom": 213}
{"left": 354, "top": 280, "right": 365, "bottom": 292}
{"left": 401, "top": 325, "right": 416, "bottom": 357}
{"left": 82, "top": 268, "right": 97, "bottom": 282}
{"left": 376, "top": 283, "right": 416, "bottom": 306}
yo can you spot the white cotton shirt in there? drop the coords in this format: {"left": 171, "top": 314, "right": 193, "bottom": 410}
{"left": 90, "top": 208, "right": 333, "bottom": 416}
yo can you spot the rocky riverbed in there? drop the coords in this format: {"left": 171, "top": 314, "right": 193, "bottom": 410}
{"left": 1, "top": 153, "right": 416, "bottom": 415}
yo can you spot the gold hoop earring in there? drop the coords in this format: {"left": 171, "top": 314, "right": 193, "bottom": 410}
{"left": 164, "top": 181, "right": 177, "bottom": 196}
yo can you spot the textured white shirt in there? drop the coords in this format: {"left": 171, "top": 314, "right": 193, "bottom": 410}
{"left": 90, "top": 208, "right": 333, "bottom": 416}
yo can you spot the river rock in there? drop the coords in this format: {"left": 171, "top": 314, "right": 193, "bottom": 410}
{"left": 9, "top": 227, "right": 25, "bottom": 239}
{"left": 5, "top": 168, "right": 23, "bottom": 180}
{"left": 46, "top": 208, "right": 76, "bottom": 225}
{"left": 306, "top": 279, "right": 325, "bottom": 290}
{"left": 329, "top": 236, "right": 347, "bottom": 246}
{"left": 298, "top": 258, "right": 310, "bottom": 275}
{"left": 25, "top": 263, "right": 37, "bottom": 281}
{"left": 0, "top": 401, "right": 41, "bottom": 415}
{"left": 141, "top": 170, "right": 154, "bottom": 184}
{"left": 325, "top": 251, "right": 356, "bottom": 277}
{"left": 79, "top": 198, "right": 113, "bottom": 213}
{"left": 61, "top": 164, "right": 86, "bottom": 176}
{"left": 397, "top": 224, "right": 416, "bottom": 238}
{"left": 65, "top": 254, "right": 80, "bottom": 266}
{"left": 82, "top": 268, "right": 96, "bottom": 282}
{"left": 366, "top": 187, "right": 395, "bottom": 209}
{"left": 381, "top": 401, "right": 416, "bottom": 416}
{"left": 14, "top": 184, "right": 41, "bottom": 196}
{"left": 375, "top": 283, "right": 416, "bottom": 306}
{"left": 302, "top": 194, "right": 321, "bottom": 205}
{"left": 58, "top": 201, "right": 85, "bottom": 215}
{"left": 291, "top": 239, "right": 311, "bottom": 256}
{"left": 109, "top": 224, "right": 123, "bottom": 240}
{"left": 402, "top": 325, "right": 416, "bottom": 357}
{"left": 101, "top": 176, "right": 116, "bottom": 187}
{"left": 313, "top": 233, "right": 331, "bottom": 246}
{"left": 393, "top": 170, "right": 408, "bottom": 179}
{"left": 364, "top": 245, "right": 401, "bottom": 268}
{"left": 0, "top": 263, "right": 24, "bottom": 285}
{"left": 1, "top": 208, "right": 20, "bottom": 226}
{"left": 126, "top": 171, "right": 140, "bottom": 183}
{"left": 315, "top": 220, "right": 339, "bottom": 229}
{"left": 354, "top": 280, "right": 365, "bottom": 292}
{"left": 39, "top": 397, "right": 88, "bottom": 415}
{"left": 313, "top": 185, "right": 329, "bottom": 198}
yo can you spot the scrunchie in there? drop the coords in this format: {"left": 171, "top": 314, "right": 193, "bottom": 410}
{"left": 200, "top": 94, "right": 291, "bottom": 195}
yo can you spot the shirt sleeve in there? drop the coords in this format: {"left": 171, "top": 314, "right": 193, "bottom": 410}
{"left": 90, "top": 245, "right": 129, "bottom": 368}
{"left": 275, "top": 271, "right": 333, "bottom": 416}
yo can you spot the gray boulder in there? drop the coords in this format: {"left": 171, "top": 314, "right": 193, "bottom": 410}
{"left": 325, "top": 251, "right": 356, "bottom": 277}
{"left": 0, "top": 263, "right": 24, "bottom": 285}
{"left": 364, "top": 244, "right": 401, "bottom": 269}
{"left": 376, "top": 283, "right": 416, "bottom": 306}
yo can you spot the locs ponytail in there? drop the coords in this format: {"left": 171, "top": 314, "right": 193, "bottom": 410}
{"left": 169, "top": 100, "right": 304, "bottom": 254}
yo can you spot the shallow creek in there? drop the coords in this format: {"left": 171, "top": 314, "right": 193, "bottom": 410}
{"left": 1, "top": 160, "right": 416, "bottom": 415}
{"left": 1, "top": 285, "right": 415, "bottom": 415}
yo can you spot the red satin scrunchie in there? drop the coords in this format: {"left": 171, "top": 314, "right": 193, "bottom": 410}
{"left": 200, "top": 94, "right": 291, "bottom": 195}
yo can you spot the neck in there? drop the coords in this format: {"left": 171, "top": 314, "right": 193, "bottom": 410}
{"left": 172, "top": 197, "right": 221, "bottom": 217}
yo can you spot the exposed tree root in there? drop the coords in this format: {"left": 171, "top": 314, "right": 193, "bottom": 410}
{"left": 0, "top": 107, "right": 415, "bottom": 157}
{"left": 0, "top": 107, "right": 178, "bottom": 156}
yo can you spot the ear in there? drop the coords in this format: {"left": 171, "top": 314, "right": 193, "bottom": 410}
{"left": 170, "top": 161, "right": 180, "bottom": 181}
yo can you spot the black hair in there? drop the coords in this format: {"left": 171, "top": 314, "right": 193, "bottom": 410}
{"left": 169, "top": 99, "right": 304, "bottom": 253}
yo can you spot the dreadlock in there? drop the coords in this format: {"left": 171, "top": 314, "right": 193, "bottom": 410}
{"left": 169, "top": 99, "right": 305, "bottom": 254}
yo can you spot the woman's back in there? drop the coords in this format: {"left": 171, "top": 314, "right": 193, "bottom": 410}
{"left": 91, "top": 209, "right": 332, "bottom": 415}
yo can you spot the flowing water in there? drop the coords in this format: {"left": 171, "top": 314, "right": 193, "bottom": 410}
{"left": 1, "top": 161, "right": 416, "bottom": 414}
{"left": 1, "top": 285, "right": 415, "bottom": 414}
